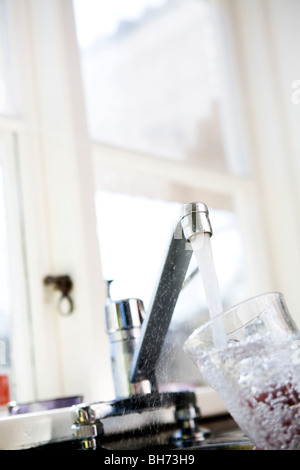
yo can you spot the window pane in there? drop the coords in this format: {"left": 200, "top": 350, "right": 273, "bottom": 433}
{"left": 74, "top": 0, "right": 248, "bottom": 175}
{"left": 0, "top": 132, "right": 34, "bottom": 406}
{"left": 0, "top": 0, "right": 17, "bottom": 116}
{"left": 0, "top": 148, "right": 12, "bottom": 406}
{"left": 96, "top": 191, "right": 249, "bottom": 386}
{"left": 0, "top": 167, "right": 10, "bottom": 347}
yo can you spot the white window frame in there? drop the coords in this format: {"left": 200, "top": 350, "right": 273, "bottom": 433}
{"left": 1, "top": 0, "right": 299, "bottom": 404}
{"left": 1, "top": 0, "right": 114, "bottom": 403}
{"left": 92, "top": 142, "right": 272, "bottom": 294}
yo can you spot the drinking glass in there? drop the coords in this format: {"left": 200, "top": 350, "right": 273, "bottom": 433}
{"left": 184, "top": 292, "right": 300, "bottom": 450}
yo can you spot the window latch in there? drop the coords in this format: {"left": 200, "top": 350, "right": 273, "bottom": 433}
{"left": 43, "top": 274, "right": 74, "bottom": 315}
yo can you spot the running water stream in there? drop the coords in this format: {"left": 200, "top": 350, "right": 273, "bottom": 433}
{"left": 190, "top": 232, "right": 227, "bottom": 349}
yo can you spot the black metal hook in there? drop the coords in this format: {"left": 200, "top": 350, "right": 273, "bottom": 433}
{"left": 44, "top": 275, "right": 74, "bottom": 315}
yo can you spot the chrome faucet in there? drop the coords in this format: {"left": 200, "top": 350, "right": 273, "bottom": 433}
{"left": 129, "top": 202, "right": 213, "bottom": 390}
{"left": 74, "top": 202, "right": 213, "bottom": 449}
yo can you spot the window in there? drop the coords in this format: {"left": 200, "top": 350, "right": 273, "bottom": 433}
{"left": 72, "top": 0, "right": 271, "bottom": 388}
{"left": 0, "top": 0, "right": 17, "bottom": 116}
{"left": 0, "top": 146, "right": 11, "bottom": 403}
{"left": 74, "top": 0, "right": 248, "bottom": 175}
{"left": 0, "top": 131, "right": 34, "bottom": 405}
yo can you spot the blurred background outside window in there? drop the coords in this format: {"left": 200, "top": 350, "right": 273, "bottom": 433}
{"left": 73, "top": 0, "right": 251, "bottom": 385}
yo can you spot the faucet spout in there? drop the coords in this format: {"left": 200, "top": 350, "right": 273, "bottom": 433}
{"left": 129, "top": 202, "right": 212, "bottom": 388}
